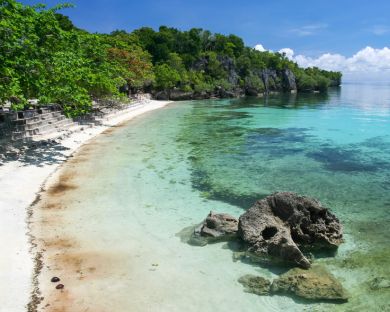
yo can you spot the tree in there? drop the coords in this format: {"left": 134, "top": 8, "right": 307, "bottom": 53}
{"left": 154, "top": 64, "right": 180, "bottom": 90}
{"left": 0, "top": 0, "right": 342, "bottom": 114}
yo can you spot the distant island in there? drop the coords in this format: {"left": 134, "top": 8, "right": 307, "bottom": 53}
{"left": 1, "top": 0, "right": 341, "bottom": 117}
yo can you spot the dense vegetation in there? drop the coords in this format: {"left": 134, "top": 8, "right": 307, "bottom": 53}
{"left": 0, "top": 0, "right": 341, "bottom": 116}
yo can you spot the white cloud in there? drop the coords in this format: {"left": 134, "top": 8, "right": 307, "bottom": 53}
{"left": 254, "top": 44, "right": 266, "bottom": 52}
{"left": 278, "top": 48, "right": 294, "bottom": 59}
{"left": 277, "top": 46, "right": 390, "bottom": 82}
{"left": 254, "top": 44, "right": 274, "bottom": 53}
{"left": 255, "top": 44, "right": 390, "bottom": 81}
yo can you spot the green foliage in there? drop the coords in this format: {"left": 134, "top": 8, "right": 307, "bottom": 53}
{"left": 214, "top": 79, "right": 233, "bottom": 91}
{"left": 294, "top": 67, "right": 338, "bottom": 92}
{"left": 0, "top": 0, "right": 342, "bottom": 115}
{"left": 296, "top": 71, "right": 316, "bottom": 91}
{"left": 0, "top": 0, "right": 152, "bottom": 115}
{"left": 244, "top": 73, "right": 265, "bottom": 92}
{"left": 154, "top": 64, "right": 180, "bottom": 90}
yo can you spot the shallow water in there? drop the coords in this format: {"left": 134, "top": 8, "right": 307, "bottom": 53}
{"left": 34, "top": 84, "right": 390, "bottom": 311}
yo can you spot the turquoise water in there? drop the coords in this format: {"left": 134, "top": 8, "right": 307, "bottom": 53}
{"left": 38, "top": 84, "right": 390, "bottom": 311}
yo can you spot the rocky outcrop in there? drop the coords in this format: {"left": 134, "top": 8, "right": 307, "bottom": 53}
{"left": 244, "top": 87, "right": 261, "bottom": 96}
{"left": 192, "top": 91, "right": 211, "bottom": 100}
{"left": 260, "top": 69, "right": 280, "bottom": 91}
{"left": 281, "top": 69, "right": 297, "bottom": 91}
{"left": 238, "top": 265, "right": 349, "bottom": 302}
{"left": 217, "top": 87, "right": 243, "bottom": 98}
{"left": 152, "top": 62, "right": 303, "bottom": 101}
{"left": 154, "top": 90, "right": 169, "bottom": 100}
{"left": 193, "top": 211, "right": 239, "bottom": 243}
{"left": 238, "top": 192, "right": 343, "bottom": 268}
{"left": 168, "top": 90, "right": 194, "bottom": 101}
{"left": 192, "top": 55, "right": 239, "bottom": 86}
{"left": 271, "top": 265, "right": 349, "bottom": 301}
{"left": 217, "top": 55, "right": 239, "bottom": 85}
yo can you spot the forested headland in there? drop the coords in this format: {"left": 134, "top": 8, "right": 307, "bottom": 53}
{"left": 0, "top": 0, "right": 342, "bottom": 116}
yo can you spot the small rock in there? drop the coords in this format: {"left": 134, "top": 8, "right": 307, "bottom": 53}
{"left": 192, "top": 211, "right": 239, "bottom": 245}
{"left": 51, "top": 277, "right": 60, "bottom": 283}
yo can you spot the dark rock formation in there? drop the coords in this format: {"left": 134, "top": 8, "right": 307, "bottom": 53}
{"left": 281, "top": 69, "right": 297, "bottom": 91}
{"left": 192, "top": 55, "right": 239, "bottom": 86}
{"left": 244, "top": 87, "right": 261, "bottom": 96}
{"left": 238, "top": 275, "right": 271, "bottom": 295}
{"left": 217, "top": 87, "right": 242, "bottom": 99}
{"left": 271, "top": 265, "right": 349, "bottom": 301}
{"left": 154, "top": 90, "right": 169, "bottom": 100}
{"left": 193, "top": 91, "right": 211, "bottom": 100}
{"left": 217, "top": 55, "right": 239, "bottom": 85}
{"left": 169, "top": 90, "right": 193, "bottom": 101}
{"left": 261, "top": 69, "right": 280, "bottom": 92}
{"left": 238, "top": 192, "right": 343, "bottom": 268}
{"left": 150, "top": 57, "right": 340, "bottom": 101}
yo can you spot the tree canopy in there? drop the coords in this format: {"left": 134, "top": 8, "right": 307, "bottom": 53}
{"left": 0, "top": 0, "right": 341, "bottom": 116}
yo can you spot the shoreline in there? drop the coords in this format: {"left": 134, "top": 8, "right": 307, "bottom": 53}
{"left": 0, "top": 99, "right": 172, "bottom": 312}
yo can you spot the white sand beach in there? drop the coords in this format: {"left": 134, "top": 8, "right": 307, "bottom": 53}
{"left": 0, "top": 99, "right": 171, "bottom": 312}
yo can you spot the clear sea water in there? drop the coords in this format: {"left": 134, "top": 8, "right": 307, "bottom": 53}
{"left": 36, "top": 84, "right": 390, "bottom": 311}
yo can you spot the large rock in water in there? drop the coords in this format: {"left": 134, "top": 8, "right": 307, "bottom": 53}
{"left": 238, "top": 192, "right": 343, "bottom": 268}
{"left": 271, "top": 265, "right": 349, "bottom": 301}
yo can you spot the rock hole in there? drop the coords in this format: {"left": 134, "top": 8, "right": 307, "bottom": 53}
{"left": 262, "top": 227, "right": 278, "bottom": 240}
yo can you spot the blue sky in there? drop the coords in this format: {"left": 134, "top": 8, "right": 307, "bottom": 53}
{"left": 19, "top": 0, "right": 390, "bottom": 81}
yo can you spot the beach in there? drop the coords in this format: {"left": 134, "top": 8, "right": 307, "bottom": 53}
{"left": 24, "top": 86, "right": 390, "bottom": 312}
{"left": 0, "top": 99, "right": 171, "bottom": 312}
{"left": 1, "top": 86, "right": 389, "bottom": 312}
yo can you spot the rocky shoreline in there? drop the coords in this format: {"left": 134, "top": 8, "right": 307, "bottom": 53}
{"left": 152, "top": 66, "right": 340, "bottom": 101}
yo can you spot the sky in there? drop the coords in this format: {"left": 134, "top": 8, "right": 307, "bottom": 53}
{"left": 20, "top": 0, "right": 390, "bottom": 82}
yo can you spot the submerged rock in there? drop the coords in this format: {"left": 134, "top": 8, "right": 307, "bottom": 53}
{"left": 177, "top": 212, "right": 239, "bottom": 246}
{"left": 271, "top": 265, "right": 349, "bottom": 301}
{"left": 238, "top": 265, "right": 348, "bottom": 302}
{"left": 238, "top": 274, "right": 271, "bottom": 295}
{"left": 370, "top": 277, "right": 390, "bottom": 290}
{"left": 238, "top": 192, "right": 343, "bottom": 268}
